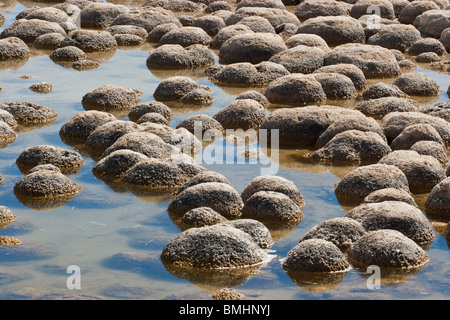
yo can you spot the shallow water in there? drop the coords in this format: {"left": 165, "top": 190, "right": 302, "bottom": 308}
{"left": 0, "top": 1, "right": 449, "bottom": 300}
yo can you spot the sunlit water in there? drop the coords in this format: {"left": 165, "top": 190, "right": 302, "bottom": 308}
{"left": 0, "top": 1, "right": 449, "bottom": 300}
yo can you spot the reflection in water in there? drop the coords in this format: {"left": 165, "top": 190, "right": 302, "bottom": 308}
{"left": 284, "top": 270, "right": 348, "bottom": 293}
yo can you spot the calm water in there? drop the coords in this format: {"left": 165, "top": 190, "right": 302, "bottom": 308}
{"left": 0, "top": 1, "right": 449, "bottom": 300}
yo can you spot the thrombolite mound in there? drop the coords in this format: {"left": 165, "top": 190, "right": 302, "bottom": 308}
{"left": 146, "top": 44, "right": 214, "bottom": 69}
{"left": 241, "top": 190, "right": 303, "bottom": 227}
{"left": 59, "top": 110, "right": 117, "bottom": 142}
{"left": 236, "top": 90, "right": 269, "bottom": 108}
{"left": 79, "top": 2, "right": 130, "bottom": 29}
{"left": 241, "top": 175, "right": 303, "bottom": 206}
{"left": 109, "top": 7, "right": 182, "bottom": 32}
{"left": 81, "top": 85, "right": 141, "bottom": 113}
{"left": 313, "top": 64, "right": 366, "bottom": 91}
{"left": 158, "top": 26, "right": 212, "bottom": 47}
{"left": 153, "top": 76, "right": 213, "bottom": 106}
{"left": 299, "top": 217, "right": 367, "bottom": 252}
{"left": 425, "top": 177, "right": 450, "bottom": 218}
{"left": 378, "top": 150, "right": 446, "bottom": 193}
{"left": 0, "top": 19, "right": 66, "bottom": 43}
{"left": 282, "top": 239, "right": 350, "bottom": 273}
{"left": 0, "top": 121, "right": 17, "bottom": 145}
{"left": 294, "top": 0, "right": 348, "bottom": 22}
{"left": 206, "top": 61, "right": 290, "bottom": 87}
{"left": 160, "top": 224, "right": 267, "bottom": 269}
{"left": 389, "top": 124, "right": 445, "bottom": 150}
{"left": 408, "top": 37, "right": 447, "bottom": 56}
{"left": 311, "top": 130, "right": 392, "bottom": 164}
{"left": 0, "top": 109, "right": 17, "bottom": 128}
{"left": 268, "top": 45, "right": 326, "bottom": 74}
{"left": 92, "top": 149, "right": 149, "bottom": 180}
{"left": 409, "top": 140, "right": 448, "bottom": 168}
{"left": 16, "top": 145, "right": 84, "bottom": 174}
{"left": 398, "top": 1, "right": 440, "bottom": 25}
{"left": 0, "top": 37, "right": 30, "bottom": 61}
{"left": 392, "top": 72, "right": 442, "bottom": 96}
{"left": 146, "top": 22, "right": 180, "bottom": 42}
{"left": 219, "top": 32, "right": 287, "bottom": 64}
{"left": 192, "top": 15, "right": 226, "bottom": 37}
{"left": 413, "top": 9, "right": 450, "bottom": 38}
{"left": 177, "top": 171, "right": 231, "bottom": 195}
{"left": 136, "top": 112, "right": 169, "bottom": 125}
{"left": 324, "top": 43, "right": 401, "bottom": 79}
{"left": 60, "top": 30, "right": 118, "bottom": 52}
{"left": 235, "top": 16, "right": 276, "bottom": 34}
{"left": 224, "top": 7, "right": 300, "bottom": 28}
{"left": 334, "top": 163, "right": 410, "bottom": 204}
{"left": 311, "top": 72, "right": 357, "bottom": 100}
{"left": 347, "top": 229, "right": 429, "bottom": 269}
{"left": 362, "top": 82, "right": 408, "bottom": 100}
{"left": 350, "top": 0, "right": 396, "bottom": 19}
{"left": 180, "top": 206, "right": 228, "bottom": 229}
{"left": 168, "top": 182, "right": 244, "bottom": 219}
{"left": 419, "top": 101, "right": 450, "bottom": 122}
{"left": 175, "top": 113, "right": 224, "bottom": 137}
{"left": 367, "top": 24, "right": 422, "bottom": 52}
{"left": 21, "top": 6, "right": 76, "bottom": 33}
{"left": 0, "top": 206, "right": 16, "bottom": 230}
{"left": 285, "top": 33, "right": 330, "bottom": 52}
{"left": 128, "top": 101, "right": 173, "bottom": 123}
{"left": 209, "top": 24, "right": 254, "bottom": 49}
{"left": 355, "top": 97, "right": 419, "bottom": 118}
{"left": 0, "top": 101, "right": 57, "bottom": 126}
{"left": 49, "top": 46, "right": 86, "bottom": 62}
{"left": 362, "top": 188, "right": 419, "bottom": 208}
{"left": 344, "top": 201, "right": 435, "bottom": 244}
{"left": 213, "top": 99, "right": 267, "bottom": 131}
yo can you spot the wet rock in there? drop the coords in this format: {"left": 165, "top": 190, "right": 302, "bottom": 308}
{"left": 180, "top": 207, "right": 228, "bottom": 228}
{"left": 315, "top": 114, "right": 386, "bottom": 149}
{"left": 425, "top": 177, "right": 450, "bottom": 218}
{"left": 0, "top": 110, "right": 17, "bottom": 128}
{"left": 146, "top": 23, "right": 180, "bottom": 43}
{"left": 381, "top": 112, "right": 450, "bottom": 145}
{"left": 225, "top": 7, "right": 300, "bottom": 28}
{"left": 236, "top": 90, "right": 269, "bottom": 108}
{"left": 213, "top": 99, "right": 267, "bottom": 130}
{"left": 110, "top": 7, "right": 182, "bottom": 33}
{"left": 312, "top": 130, "right": 391, "bottom": 164}
{"left": 241, "top": 190, "right": 303, "bottom": 227}
{"left": 153, "top": 76, "right": 212, "bottom": 106}
{"left": 101, "top": 131, "right": 176, "bottom": 160}
{"left": 285, "top": 33, "right": 330, "bottom": 52}
{"left": 192, "top": 15, "right": 226, "bottom": 37}
{"left": 398, "top": 1, "right": 440, "bottom": 24}
{"left": 144, "top": 0, "right": 206, "bottom": 12}
{"left": 14, "top": 166, "right": 81, "bottom": 198}
{"left": 92, "top": 149, "right": 149, "bottom": 180}
{"left": 168, "top": 182, "right": 244, "bottom": 219}
{"left": 350, "top": 0, "right": 396, "bottom": 19}
{"left": 205, "top": 1, "right": 233, "bottom": 13}
{"left": 0, "top": 19, "right": 66, "bottom": 43}
{"left": 259, "top": 105, "right": 363, "bottom": 146}
{"left": 241, "top": 175, "right": 303, "bottom": 206}
{"left": 0, "top": 37, "right": 30, "bottom": 61}
{"left": 80, "top": 2, "right": 129, "bottom": 29}
{"left": 313, "top": 64, "right": 366, "bottom": 91}
{"left": 398, "top": 58, "right": 418, "bottom": 70}
{"left": 160, "top": 224, "right": 267, "bottom": 269}
{"left": 415, "top": 52, "right": 441, "bottom": 63}
{"left": 82, "top": 85, "right": 141, "bottom": 113}
{"left": 22, "top": 6, "right": 76, "bottom": 32}
{"left": 136, "top": 112, "right": 169, "bottom": 125}
{"left": 282, "top": 239, "right": 350, "bottom": 273}
{"left": 178, "top": 15, "right": 196, "bottom": 27}
{"left": 177, "top": 171, "right": 231, "bottom": 195}
{"left": 419, "top": 101, "right": 450, "bottom": 122}
{"left": 114, "top": 34, "right": 144, "bottom": 46}
{"left": 16, "top": 145, "right": 84, "bottom": 174}
{"left": 355, "top": 97, "right": 419, "bottom": 119}
{"left": 61, "top": 30, "right": 117, "bottom": 52}
{"left": 72, "top": 59, "right": 100, "bottom": 71}
{"left": 408, "top": 38, "right": 447, "bottom": 56}
{"left": 334, "top": 163, "right": 410, "bottom": 203}
{"left": 236, "top": 0, "right": 286, "bottom": 10}
{"left": 296, "top": 16, "right": 365, "bottom": 47}
{"left": 220, "top": 219, "right": 273, "bottom": 249}
{"left": 311, "top": 72, "right": 357, "bottom": 100}
{"left": 0, "top": 236, "right": 21, "bottom": 247}
{"left": 219, "top": 32, "right": 287, "bottom": 64}
{"left": 413, "top": 9, "right": 450, "bottom": 38}
{"left": 146, "top": 44, "right": 214, "bottom": 69}
{"left": 207, "top": 61, "right": 289, "bottom": 87}
{"left": 128, "top": 101, "right": 173, "bottom": 123}
{"left": 84, "top": 120, "right": 140, "bottom": 154}
{"left": 345, "top": 201, "right": 435, "bottom": 244}
{"left": 392, "top": 72, "right": 441, "bottom": 96}
{"left": 362, "top": 83, "right": 407, "bottom": 100}
{"left": 378, "top": 150, "right": 446, "bottom": 193}
{"left": 236, "top": 16, "right": 275, "bottom": 34}
{"left": 121, "top": 158, "right": 192, "bottom": 189}
{"left": 33, "top": 32, "right": 65, "bottom": 50}
{"left": 175, "top": 113, "right": 223, "bottom": 139}
{"left": 300, "top": 217, "right": 366, "bottom": 252}
{"left": 367, "top": 24, "right": 422, "bottom": 52}
{"left": 29, "top": 82, "right": 54, "bottom": 94}
{"left": 0, "top": 122, "right": 17, "bottom": 145}
{"left": 0, "top": 101, "right": 57, "bottom": 126}
{"left": 440, "top": 27, "right": 450, "bottom": 51}
{"left": 0, "top": 206, "right": 17, "bottom": 231}
{"left": 410, "top": 140, "right": 448, "bottom": 167}
{"left": 263, "top": 74, "right": 326, "bottom": 106}
{"left": 347, "top": 229, "right": 429, "bottom": 269}
{"left": 60, "top": 110, "right": 117, "bottom": 142}
{"left": 295, "top": 0, "right": 347, "bottom": 22}
{"left": 268, "top": 45, "right": 325, "bottom": 74}
{"left": 49, "top": 46, "right": 86, "bottom": 62}
{"left": 106, "top": 25, "right": 149, "bottom": 40}
{"left": 390, "top": 124, "right": 445, "bottom": 150}
{"left": 362, "top": 188, "right": 418, "bottom": 208}
{"left": 324, "top": 43, "right": 401, "bottom": 78}
{"left": 159, "top": 27, "right": 212, "bottom": 47}
{"left": 209, "top": 24, "right": 254, "bottom": 49}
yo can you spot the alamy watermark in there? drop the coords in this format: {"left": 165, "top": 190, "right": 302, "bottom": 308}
{"left": 366, "top": 265, "right": 381, "bottom": 290}
{"left": 66, "top": 265, "right": 81, "bottom": 290}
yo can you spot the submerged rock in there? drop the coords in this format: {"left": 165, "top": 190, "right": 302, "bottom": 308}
{"left": 29, "top": 82, "right": 54, "bottom": 94}
{"left": 0, "top": 101, "right": 57, "bottom": 126}
{"left": 334, "top": 164, "right": 410, "bottom": 203}
{"left": 61, "top": 30, "right": 117, "bottom": 52}
{"left": 49, "top": 46, "right": 86, "bottom": 62}
{"left": 82, "top": 85, "right": 141, "bottom": 113}
{"left": 282, "top": 239, "right": 350, "bottom": 273}
{"left": 16, "top": 145, "right": 84, "bottom": 174}
{"left": 168, "top": 182, "right": 244, "bottom": 219}
{"left": 59, "top": 110, "right": 117, "bottom": 142}
{"left": 345, "top": 201, "right": 435, "bottom": 244}
{"left": 299, "top": 217, "right": 366, "bottom": 252}
{"left": 347, "top": 229, "right": 429, "bottom": 269}
{"left": 153, "top": 76, "right": 213, "bottom": 106}
{"left": 160, "top": 224, "right": 267, "bottom": 269}
{"left": 0, "top": 206, "right": 17, "bottom": 231}
{"left": 92, "top": 149, "right": 149, "bottom": 180}
{"left": 425, "top": 177, "right": 450, "bottom": 218}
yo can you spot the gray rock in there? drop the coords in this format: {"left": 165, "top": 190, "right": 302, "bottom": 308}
{"left": 110, "top": 7, "right": 182, "bottom": 32}
{"left": 410, "top": 140, "right": 448, "bottom": 167}
{"left": 0, "top": 102, "right": 57, "bottom": 126}
{"left": 59, "top": 110, "right": 117, "bottom": 142}
{"left": 61, "top": 30, "right": 117, "bottom": 52}
{"left": 180, "top": 207, "right": 228, "bottom": 228}
{"left": 390, "top": 124, "right": 445, "bottom": 150}
{"left": 213, "top": 99, "right": 267, "bottom": 130}
{"left": 392, "top": 72, "right": 441, "bottom": 96}
{"left": 80, "top": 2, "right": 130, "bottom": 29}
{"left": 269, "top": 45, "right": 325, "bottom": 74}
{"left": 0, "top": 19, "right": 66, "bottom": 43}
{"left": 159, "top": 26, "right": 212, "bottom": 46}
{"left": 367, "top": 24, "right": 422, "bottom": 52}
{"left": 295, "top": 0, "right": 347, "bottom": 22}
{"left": 146, "top": 44, "right": 214, "bottom": 69}
{"left": 0, "top": 37, "right": 30, "bottom": 61}
{"left": 92, "top": 149, "right": 149, "bottom": 179}
{"left": 355, "top": 97, "right": 419, "bottom": 119}
{"left": 313, "top": 64, "right": 366, "bottom": 91}
{"left": 425, "top": 177, "right": 450, "bottom": 218}
{"left": 362, "top": 188, "right": 418, "bottom": 208}
{"left": 82, "top": 85, "right": 141, "bottom": 112}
